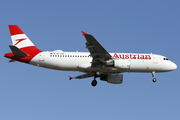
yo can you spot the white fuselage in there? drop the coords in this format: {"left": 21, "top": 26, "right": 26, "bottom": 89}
{"left": 5, "top": 25, "right": 177, "bottom": 86}
{"left": 29, "top": 51, "right": 177, "bottom": 74}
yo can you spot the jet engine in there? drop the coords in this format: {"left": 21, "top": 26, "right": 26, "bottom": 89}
{"left": 100, "top": 74, "right": 123, "bottom": 84}
{"left": 106, "top": 59, "right": 130, "bottom": 69}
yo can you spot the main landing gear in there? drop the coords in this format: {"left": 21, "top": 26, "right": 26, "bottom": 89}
{"left": 152, "top": 71, "right": 157, "bottom": 83}
{"left": 91, "top": 79, "right": 97, "bottom": 86}
{"left": 91, "top": 70, "right": 101, "bottom": 87}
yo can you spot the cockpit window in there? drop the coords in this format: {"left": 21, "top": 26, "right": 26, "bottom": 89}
{"left": 163, "top": 58, "right": 169, "bottom": 60}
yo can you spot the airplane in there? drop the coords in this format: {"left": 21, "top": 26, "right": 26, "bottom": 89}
{"left": 4, "top": 25, "right": 177, "bottom": 87}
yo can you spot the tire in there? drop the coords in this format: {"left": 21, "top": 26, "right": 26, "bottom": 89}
{"left": 91, "top": 80, "right": 97, "bottom": 86}
{"left": 152, "top": 78, "right": 157, "bottom": 82}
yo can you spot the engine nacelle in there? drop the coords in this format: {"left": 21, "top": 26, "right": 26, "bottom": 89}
{"left": 106, "top": 59, "right": 130, "bottom": 69}
{"left": 100, "top": 74, "right": 123, "bottom": 84}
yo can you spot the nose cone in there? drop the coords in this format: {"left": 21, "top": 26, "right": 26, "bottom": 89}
{"left": 167, "top": 61, "right": 177, "bottom": 71}
{"left": 164, "top": 61, "right": 177, "bottom": 71}
{"left": 172, "top": 62, "right": 177, "bottom": 70}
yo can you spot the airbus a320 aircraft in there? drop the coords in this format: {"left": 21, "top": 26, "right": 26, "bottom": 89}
{"left": 4, "top": 25, "right": 177, "bottom": 86}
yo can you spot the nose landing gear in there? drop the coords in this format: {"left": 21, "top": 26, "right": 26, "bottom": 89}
{"left": 152, "top": 71, "right": 157, "bottom": 82}
{"left": 153, "top": 78, "right": 157, "bottom": 82}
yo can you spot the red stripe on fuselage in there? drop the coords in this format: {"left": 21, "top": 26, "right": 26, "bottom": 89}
{"left": 4, "top": 46, "right": 42, "bottom": 64}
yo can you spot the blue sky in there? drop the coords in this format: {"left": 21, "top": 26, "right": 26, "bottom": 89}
{"left": 1, "top": 0, "right": 180, "bottom": 120}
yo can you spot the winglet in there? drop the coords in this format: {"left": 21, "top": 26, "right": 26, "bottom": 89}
{"left": 68, "top": 76, "right": 73, "bottom": 80}
{"left": 81, "top": 31, "right": 87, "bottom": 36}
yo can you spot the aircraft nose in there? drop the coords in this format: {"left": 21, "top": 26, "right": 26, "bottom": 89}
{"left": 172, "top": 62, "right": 177, "bottom": 70}
{"left": 164, "top": 61, "right": 177, "bottom": 71}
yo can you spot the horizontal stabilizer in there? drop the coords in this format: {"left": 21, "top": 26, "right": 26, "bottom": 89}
{"left": 9, "top": 45, "right": 28, "bottom": 57}
{"left": 9, "top": 59, "right": 16, "bottom": 62}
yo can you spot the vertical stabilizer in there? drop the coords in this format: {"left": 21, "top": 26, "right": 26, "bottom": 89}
{"left": 9, "top": 25, "right": 35, "bottom": 49}
{"left": 5, "top": 25, "right": 42, "bottom": 64}
{"left": 8, "top": 25, "right": 41, "bottom": 55}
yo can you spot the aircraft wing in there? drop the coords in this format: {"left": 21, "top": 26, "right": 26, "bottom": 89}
{"left": 69, "top": 73, "right": 94, "bottom": 80}
{"left": 82, "top": 31, "right": 112, "bottom": 67}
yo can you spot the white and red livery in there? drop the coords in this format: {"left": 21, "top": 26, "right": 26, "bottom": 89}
{"left": 5, "top": 25, "right": 177, "bottom": 86}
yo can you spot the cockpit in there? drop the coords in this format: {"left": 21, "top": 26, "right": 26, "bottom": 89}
{"left": 163, "top": 58, "right": 169, "bottom": 60}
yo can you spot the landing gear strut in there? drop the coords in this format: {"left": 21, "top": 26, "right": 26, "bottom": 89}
{"left": 96, "top": 70, "right": 101, "bottom": 77}
{"left": 152, "top": 71, "right": 157, "bottom": 83}
{"left": 91, "top": 70, "right": 101, "bottom": 87}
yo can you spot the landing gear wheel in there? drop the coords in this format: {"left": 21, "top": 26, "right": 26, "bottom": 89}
{"left": 91, "top": 80, "right": 97, "bottom": 87}
{"left": 152, "top": 71, "right": 157, "bottom": 83}
{"left": 152, "top": 78, "right": 157, "bottom": 83}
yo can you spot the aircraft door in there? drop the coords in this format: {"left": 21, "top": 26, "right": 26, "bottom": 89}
{"left": 39, "top": 52, "right": 45, "bottom": 67}
{"left": 153, "top": 55, "right": 158, "bottom": 64}
{"left": 39, "top": 52, "right": 44, "bottom": 62}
